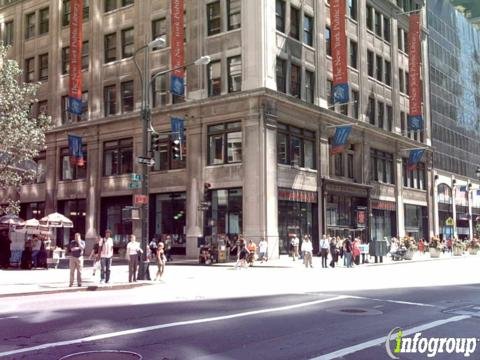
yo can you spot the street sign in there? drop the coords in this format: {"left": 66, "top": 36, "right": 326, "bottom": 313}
{"left": 134, "top": 195, "right": 149, "bottom": 205}
{"left": 445, "top": 217, "right": 454, "bottom": 226}
{"left": 131, "top": 173, "right": 142, "bottom": 181}
{"left": 198, "top": 206, "right": 209, "bottom": 211}
{"left": 136, "top": 156, "right": 155, "bottom": 167}
{"left": 128, "top": 181, "right": 141, "bottom": 189}
{"left": 200, "top": 201, "right": 211, "bottom": 206}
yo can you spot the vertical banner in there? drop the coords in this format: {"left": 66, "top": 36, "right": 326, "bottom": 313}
{"left": 170, "top": 0, "right": 185, "bottom": 97}
{"left": 330, "top": 0, "right": 349, "bottom": 104}
{"left": 330, "top": 125, "right": 352, "bottom": 155}
{"left": 407, "top": 149, "right": 424, "bottom": 171}
{"left": 407, "top": 14, "right": 423, "bottom": 131}
{"left": 356, "top": 207, "right": 367, "bottom": 228}
{"left": 68, "top": 0, "right": 83, "bottom": 115}
{"left": 170, "top": 117, "right": 185, "bottom": 140}
{"left": 68, "top": 135, "right": 84, "bottom": 166}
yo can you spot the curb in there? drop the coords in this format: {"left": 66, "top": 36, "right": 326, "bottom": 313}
{"left": 0, "top": 281, "right": 152, "bottom": 299}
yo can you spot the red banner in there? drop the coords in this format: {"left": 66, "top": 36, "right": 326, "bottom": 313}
{"left": 68, "top": 0, "right": 83, "bottom": 115}
{"left": 330, "top": 0, "right": 349, "bottom": 103}
{"left": 170, "top": 0, "right": 185, "bottom": 96}
{"left": 408, "top": 14, "right": 422, "bottom": 120}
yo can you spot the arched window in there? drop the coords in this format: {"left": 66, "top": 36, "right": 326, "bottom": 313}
{"left": 437, "top": 184, "right": 452, "bottom": 204}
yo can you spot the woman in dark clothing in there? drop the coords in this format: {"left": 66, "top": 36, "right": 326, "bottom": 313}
{"left": 21, "top": 239, "right": 33, "bottom": 270}
{"left": 329, "top": 238, "right": 338, "bottom": 268}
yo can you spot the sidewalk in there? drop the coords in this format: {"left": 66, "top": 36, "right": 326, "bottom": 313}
{"left": 0, "top": 250, "right": 467, "bottom": 298}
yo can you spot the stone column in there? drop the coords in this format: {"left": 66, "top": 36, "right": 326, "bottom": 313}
{"left": 395, "top": 155, "right": 405, "bottom": 238}
{"left": 85, "top": 126, "right": 101, "bottom": 252}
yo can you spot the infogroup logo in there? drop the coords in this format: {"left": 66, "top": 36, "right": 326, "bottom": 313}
{"left": 385, "top": 327, "right": 478, "bottom": 358}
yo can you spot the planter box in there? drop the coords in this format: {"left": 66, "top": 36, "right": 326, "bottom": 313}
{"left": 468, "top": 248, "right": 479, "bottom": 255}
{"left": 404, "top": 250, "right": 414, "bottom": 260}
{"left": 429, "top": 248, "right": 441, "bottom": 258}
{"left": 453, "top": 248, "right": 464, "bottom": 256}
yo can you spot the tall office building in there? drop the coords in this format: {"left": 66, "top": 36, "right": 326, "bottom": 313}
{"left": 0, "top": 0, "right": 430, "bottom": 258}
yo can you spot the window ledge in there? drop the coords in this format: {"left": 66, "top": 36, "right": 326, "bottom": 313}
{"left": 278, "top": 163, "right": 317, "bottom": 173}
{"left": 151, "top": 168, "right": 186, "bottom": 174}
{"left": 58, "top": 178, "right": 86, "bottom": 184}
{"left": 205, "top": 162, "right": 242, "bottom": 168}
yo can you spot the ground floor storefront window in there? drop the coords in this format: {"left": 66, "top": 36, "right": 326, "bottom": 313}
{"left": 57, "top": 199, "right": 86, "bottom": 247}
{"left": 438, "top": 203, "right": 453, "bottom": 240}
{"left": 152, "top": 192, "right": 186, "bottom": 255}
{"left": 278, "top": 189, "right": 318, "bottom": 254}
{"left": 326, "top": 194, "right": 367, "bottom": 242}
{"left": 204, "top": 188, "right": 242, "bottom": 239}
{"left": 371, "top": 209, "right": 396, "bottom": 242}
{"left": 100, "top": 196, "right": 132, "bottom": 254}
{"left": 404, "top": 204, "right": 428, "bottom": 240}
{"left": 19, "top": 202, "right": 45, "bottom": 221}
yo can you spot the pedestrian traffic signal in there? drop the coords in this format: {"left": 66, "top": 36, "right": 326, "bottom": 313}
{"left": 171, "top": 137, "right": 182, "bottom": 160}
{"left": 151, "top": 133, "right": 161, "bottom": 152}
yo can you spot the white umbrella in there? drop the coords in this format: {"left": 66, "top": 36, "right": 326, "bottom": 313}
{"left": 0, "top": 214, "right": 25, "bottom": 227}
{"left": 39, "top": 212, "right": 74, "bottom": 228}
{"left": 24, "top": 218, "right": 51, "bottom": 235}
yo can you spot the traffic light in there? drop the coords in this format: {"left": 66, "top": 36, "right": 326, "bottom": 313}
{"left": 171, "top": 137, "right": 182, "bottom": 160}
{"left": 151, "top": 132, "right": 161, "bottom": 152}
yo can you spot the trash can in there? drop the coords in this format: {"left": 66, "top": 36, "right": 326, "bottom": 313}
{"left": 369, "top": 240, "right": 388, "bottom": 263}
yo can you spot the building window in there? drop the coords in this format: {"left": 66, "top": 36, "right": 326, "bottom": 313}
{"left": 3, "top": 21, "right": 14, "bottom": 46}
{"left": 61, "top": 147, "right": 87, "bottom": 180}
{"left": 371, "top": 149, "right": 394, "bottom": 184}
{"left": 348, "top": 0, "right": 357, "bottom": 20}
{"left": 62, "top": 0, "right": 71, "bottom": 26}
{"left": 347, "top": 151, "right": 354, "bottom": 178}
{"left": 227, "top": 56, "right": 242, "bottom": 93}
{"left": 405, "top": 72, "right": 409, "bottom": 96}
{"left": 62, "top": 47, "right": 70, "bottom": 74}
{"left": 121, "top": 28, "right": 134, "bottom": 58}
{"left": 403, "top": 160, "right": 425, "bottom": 190}
{"left": 38, "top": 100, "right": 48, "bottom": 116}
{"left": 122, "top": 0, "right": 134, "bottom": 6}
{"left": 349, "top": 40, "right": 358, "bottom": 69}
{"left": 227, "top": 0, "right": 241, "bottom": 30}
{"left": 207, "top": 1, "right": 221, "bottom": 36}
{"left": 276, "top": 58, "right": 286, "bottom": 93}
{"left": 104, "top": 33, "right": 117, "bottom": 63}
{"left": 82, "top": 41, "right": 89, "bottom": 70}
{"left": 327, "top": 79, "right": 333, "bottom": 106}
{"left": 376, "top": 55, "right": 383, "bottom": 82}
{"left": 152, "top": 18, "right": 167, "bottom": 47}
{"left": 105, "top": 0, "right": 116, "bottom": 12}
{"left": 398, "top": 27, "right": 403, "bottom": 51}
{"left": 377, "top": 101, "right": 384, "bottom": 129}
{"left": 276, "top": 0, "right": 286, "bottom": 33}
{"left": 152, "top": 134, "right": 186, "bottom": 171}
{"left": 104, "top": 85, "right": 117, "bottom": 116}
{"left": 277, "top": 123, "right": 315, "bottom": 169}
{"left": 368, "top": 97, "right": 375, "bottom": 125}
{"left": 25, "top": 13, "right": 35, "bottom": 39}
{"left": 399, "top": 69, "right": 404, "bottom": 93}
{"left": 35, "top": 152, "right": 46, "bottom": 184}
{"left": 404, "top": 31, "right": 408, "bottom": 53}
{"left": 400, "top": 111, "right": 406, "bottom": 135}
{"left": 80, "top": 91, "right": 88, "bottom": 121}
{"left": 120, "top": 80, "right": 134, "bottom": 113}
{"left": 152, "top": 75, "right": 168, "bottom": 107}
{"left": 290, "top": 7, "right": 300, "bottom": 40}
{"left": 39, "top": 8, "right": 49, "bottom": 35}
{"left": 384, "top": 60, "right": 391, "bottom": 85}
{"left": 103, "top": 138, "right": 133, "bottom": 177}
{"left": 208, "top": 122, "right": 242, "bottom": 165}
{"left": 386, "top": 105, "right": 393, "bottom": 132}
{"left": 383, "top": 16, "right": 390, "bottom": 42}
{"left": 38, "top": 53, "right": 48, "bottom": 81}
{"left": 366, "top": 5, "right": 373, "bottom": 31}
{"left": 374, "top": 10, "right": 382, "bottom": 37}
{"left": 290, "top": 63, "right": 301, "bottom": 98}
{"left": 367, "top": 50, "right": 374, "bottom": 77}
{"left": 334, "top": 153, "right": 344, "bottom": 177}
{"left": 62, "top": 95, "right": 73, "bottom": 124}
{"left": 25, "top": 58, "right": 35, "bottom": 83}
{"left": 352, "top": 90, "right": 359, "bottom": 119}
{"left": 83, "top": 0, "right": 90, "bottom": 19}
{"left": 303, "top": 14, "right": 313, "bottom": 46}
{"left": 305, "top": 70, "right": 314, "bottom": 104}
{"left": 208, "top": 60, "right": 222, "bottom": 96}
{"left": 205, "top": 188, "right": 243, "bottom": 238}
{"left": 325, "top": 27, "right": 331, "bottom": 56}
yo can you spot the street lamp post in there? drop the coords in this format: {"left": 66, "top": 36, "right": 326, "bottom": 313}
{"left": 133, "top": 40, "right": 210, "bottom": 279}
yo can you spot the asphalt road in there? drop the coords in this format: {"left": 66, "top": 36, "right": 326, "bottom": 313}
{"left": 1, "top": 283, "right": 480, "bottom": 360}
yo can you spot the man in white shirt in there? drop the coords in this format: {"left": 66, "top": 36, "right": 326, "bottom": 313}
{"left": 301, "top": 235, "right": 313, "bottom": 268}
{"left": 126, "top": 234, "right": 142, "bottom": 282}
{"left": 319, "top": 235, "right": 330, "bottom": 268}
{"left": 258, "top": 238, "right": 268, "bottom": 263}
{"left": 99, "top": 229, "right": 114, "bottom": 283}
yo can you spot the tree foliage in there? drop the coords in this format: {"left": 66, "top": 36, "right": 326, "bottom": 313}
{"left": 0, "top": 44, "right": 52, "bottom": 213}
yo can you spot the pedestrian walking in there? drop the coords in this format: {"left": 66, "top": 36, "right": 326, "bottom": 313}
{"left": 99, "top": 229, "right": 114, "bottom": 284}
{"left": 31, "top": 235, "right": 41, "bottom": 268}
{"left": 235, "top": 244, "right": 249, "bottom": 269}
{"left": 344, "top": 237, "right": 353, "bottom": 268}
{"left": 68, "top": 233, "right": 85, "bottom": 287}
{"left": 165, "top": 235, "right": 173, "bottom": 262}
{"left": 319, "top": 235, "right": 329, "bottom": 268}
{"left": 258, "top": 237, "right": 268, "bottom": 263}
{"left": 149, "top": 238, "right": 158, "bottom": 260}
{"left": 329, "top": 237, "right": 338, "bottom": 268}
{"left": 155, "top": 242, "right": 166, "bottom": 280}
{"left": 89, "top": 236, "right": 101, "bottom": 276}
{"left": 0, "top": 230, "right": 11, "bottom": 269}
{"left": 126, "top": 235, "right": 142, "bottom": 282}
{"left": 301, "top": 236, "right": 313, "bottom": 268}
{"left": 290, "top": 234, "right": 300, "bottom": 261}
{"left": 352, "top": 238, "right": 361, "bottom": 265}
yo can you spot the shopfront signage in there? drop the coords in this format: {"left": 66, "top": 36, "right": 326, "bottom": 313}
{"left": 407, "top": 14, "right": 423, "bottom": 132}
{"left": 68, "top": 0, "right": 83, "bottom": 115}
{"left": 330, "top": 0, "right": 349, "bottom": 104}
{"left": 325, "top": 182, "right": 368, "bottom": 198}
{"left": 356, "top": 207, "right": 367, "bottom": 228}
{"left": 134, "top": 195, "right": 148, "bottom": 205}
{"left": 445, "top": 217, "right": 454, "bottom": 226}
{"left": 278, "top": 189, "right": 317, "bottom": 203}
{"left": 371, "top": 200, "right": 396, "bottom": 212}
{"left": 170, "top": 0, "right": 185, "bottom": 96}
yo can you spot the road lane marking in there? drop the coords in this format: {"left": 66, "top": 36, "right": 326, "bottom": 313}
{"left": 0, "top": 316, "right": 18, "bottom": 320}
{"left": 345, "top": 295, "right": 437, "bottom": 308}
{"left": 0, "top": 295, "right": 347, "bottom": 358}
{"left": 310, "top": 315, "right": 471, "bottom": 360}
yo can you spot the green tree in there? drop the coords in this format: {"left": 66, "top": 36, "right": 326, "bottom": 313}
{"left": 0, "top": 44, "right": 51, "bottom": 214}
